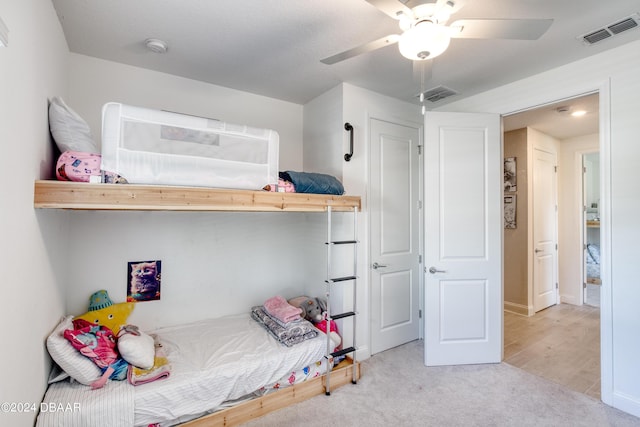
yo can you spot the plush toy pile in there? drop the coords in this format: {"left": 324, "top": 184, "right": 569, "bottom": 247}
{"left": 46, "top": 290, "right": 170, "bottom": 390}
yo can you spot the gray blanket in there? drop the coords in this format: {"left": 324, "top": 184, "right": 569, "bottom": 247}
{"left": 251, "top": 306, "right": 319, "bottom": 347}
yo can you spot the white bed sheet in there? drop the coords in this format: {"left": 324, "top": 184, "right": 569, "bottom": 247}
{"left": 37, "top": 313, "right": 327, "bottom": 427}
{"left": 134, "top": 313, "right": 326, "bottom": 426}
{"left": 36, "top": 380, "right": 134, "bottom": 427}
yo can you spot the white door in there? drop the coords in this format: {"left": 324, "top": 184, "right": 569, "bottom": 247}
{"left": 370, "top": 118, "right": 421, "bottom": 354}
{"left": 424, "top": 111, "right": 502, "bottom": 366}
{"left": 532, "top": 148, "right": 558, "bottom": 312}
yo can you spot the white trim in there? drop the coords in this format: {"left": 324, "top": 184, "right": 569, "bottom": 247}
{"left": 503, "top": 301, "right": 531, "bottom": 316}
{"left": 0, "top": 16, "right": 8, "bottom": 47}
{"left": 598, "top": 79, "right": 613, "bottom": 406}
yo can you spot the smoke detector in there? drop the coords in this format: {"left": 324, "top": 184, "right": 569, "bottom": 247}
{"left": 145, "top": 38, "right": 168, "bottom": 54}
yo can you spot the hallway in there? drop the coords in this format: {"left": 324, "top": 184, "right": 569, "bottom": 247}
{"left": 504, "top": 303, "right": 601, "bottom": 399}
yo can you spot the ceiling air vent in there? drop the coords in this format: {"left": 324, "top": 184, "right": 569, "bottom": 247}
{"left": 579, "top": 13, "right": 640, "bottom": 45}
{"left": 420, "top": 85, "right": 458, "bottom": 103}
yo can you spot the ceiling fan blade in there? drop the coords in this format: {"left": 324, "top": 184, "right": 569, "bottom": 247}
{"left": 365, "top": 0, "right": 414, "bottom": 20}
{"left": 321, "top": 34, "right": 401, "bottom": 65}
{"left": 449, "top": 18, "right": 553, "bottom": 40}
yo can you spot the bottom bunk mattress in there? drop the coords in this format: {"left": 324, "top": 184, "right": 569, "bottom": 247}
{"left": 37, "top": 313, "right": 327, "bottom": 427}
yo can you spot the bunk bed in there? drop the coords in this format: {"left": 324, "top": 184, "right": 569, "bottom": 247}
{"left": 33, "top": 180, "right": 361, "bottom": 426}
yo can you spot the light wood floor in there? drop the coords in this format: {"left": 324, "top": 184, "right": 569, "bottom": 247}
{"left": 504, "top": 303, "right": 601, "bottom": 399}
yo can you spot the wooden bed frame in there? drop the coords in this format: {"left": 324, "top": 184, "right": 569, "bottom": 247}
{"left": 34, "top": 180, "right": 363, "bottom": 426}
{"left": 183, "top": 359, "right": 360, "bottom": 426}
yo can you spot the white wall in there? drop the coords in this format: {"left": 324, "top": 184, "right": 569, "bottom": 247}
{"left": 438, "top": 39, "right": 640, "bottom": 416}
{"left": 557, "top": 134, "right": 599, "bottom": 305}
{"left": 64, "top": 211, "right": 329, "bottom": 330}
{"left": 0, "top": 1, "right": 70, "bottom": 426}
{"left": 303, "top": 84, "right": 343, "bottom": 179}
{"left": 67, "top": 53, "right": 304, "bottom": 171}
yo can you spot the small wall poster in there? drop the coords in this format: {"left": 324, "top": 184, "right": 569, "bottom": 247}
{"left": 127, "top": 260, "right": 162, "bottom": 302}
{"left": 504, "top": 195, "right": 516, "bottom": 229}
{"left": 504, "top": 157, "right": 517, "bottom": 192}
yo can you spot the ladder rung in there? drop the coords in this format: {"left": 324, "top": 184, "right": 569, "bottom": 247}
{"left": 325, "top": 240, "right": 358, "bottom": 245}
{"left": 331, "top": 311, "right": 355, "bottom": 320}
{"left": 331, "top": 347, "right": 356, "bottom": 358}
{"left": 325, "top": 276, "right": 357, "bottom": 283}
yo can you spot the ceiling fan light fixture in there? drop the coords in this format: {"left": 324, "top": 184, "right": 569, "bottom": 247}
{"left": 398, "top": 21, "right": 451, "bottom": 61}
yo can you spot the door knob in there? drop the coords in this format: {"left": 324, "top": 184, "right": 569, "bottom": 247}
{"left": 428, "top": 266, "right": 446, "bottom": 274}
{"left": 372, "top": 262, "right": 388, "bottom": 269}
{"left": 534, "top": 249, "right": 542, "bottom": 253}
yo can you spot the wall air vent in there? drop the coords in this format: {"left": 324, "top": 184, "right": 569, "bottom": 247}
{"left": 579, "top": 13, "right": 640, "bottom": 45}
{"left": 419, "top": 85, "right": 459, "bottom": 103}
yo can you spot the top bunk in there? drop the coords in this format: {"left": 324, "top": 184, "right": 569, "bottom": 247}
{"left": 33, "top": 180, "right": 361, "bottom": 212}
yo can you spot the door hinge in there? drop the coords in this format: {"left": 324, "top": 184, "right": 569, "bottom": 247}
{"left": 418, "top": 145, "right": 422, "bottom": 155}
{"left": 417, "top": 200, "right": 423, "bottom": 209}
{"left": 583, "top": 166, "right": 587, "bottom": 174}
{"left": 418, "top": 254, "right": 422, "bottom": 264}
{"left": 556, "top": 282, "right": 559, "bottom": 289}
{"left": 554, "top": 166, "right": 558, "bottom": 173}
{"left": 419, "top": 309, "right": 422, "bottom": 318}
{"left": 555, "top": 243, "right": 558, "bottom": 250}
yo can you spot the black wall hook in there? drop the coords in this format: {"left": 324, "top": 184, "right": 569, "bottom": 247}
{"left": 344, "top": 122, "right": 354, "bottom": 162}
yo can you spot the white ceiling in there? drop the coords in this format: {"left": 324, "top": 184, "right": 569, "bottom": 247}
{"left": 51, "top": 0, "right": 636, "bottom": 138}
{"left": 503, "top": 92, "right": 599, "bottom": 140}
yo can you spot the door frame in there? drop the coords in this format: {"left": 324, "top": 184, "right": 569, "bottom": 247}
{"left": 497, "top": 82, "right": 611, "bottom": 403}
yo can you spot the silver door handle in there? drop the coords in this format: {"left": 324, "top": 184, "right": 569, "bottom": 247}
{"left": 428, "top": 266, "right": 446, "bottom": 274}
{"left": 372, "top": 262, "right": 388, "bottom": 269}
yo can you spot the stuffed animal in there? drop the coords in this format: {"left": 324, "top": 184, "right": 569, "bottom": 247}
{"left": 288, "top": 296, "right": 341, "bottom": 350}
{"left": 75, "top": 290, "right": 134, "bottom": 335}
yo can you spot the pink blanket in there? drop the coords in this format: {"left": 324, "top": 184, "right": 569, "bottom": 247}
{"left": 263, "top": 295, "right": 302, "bottom": 324}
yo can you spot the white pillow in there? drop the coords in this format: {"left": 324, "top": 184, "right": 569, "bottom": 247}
{"left": 117, "top": 326, "right": 155, "bottom": 370}
{"left": 48, "top": 96, "right": 99, "bottom": 154}
{"left": 46, "top": 315, "right": 102, "bottom": 386}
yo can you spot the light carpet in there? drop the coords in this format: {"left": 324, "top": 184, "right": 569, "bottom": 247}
{"left": 243, "top": 340, "right": 639, "bottom": 426}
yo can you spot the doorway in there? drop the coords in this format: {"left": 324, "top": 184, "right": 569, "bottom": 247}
{"left": 502, "top": 93, "right": 601, "bottom": 397}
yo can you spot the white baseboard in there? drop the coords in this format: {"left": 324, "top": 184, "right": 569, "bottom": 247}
{"left": 504, "top": 301, "right": 532, "bottom": 316}
{"left": 560, "top": 294, "right": 581, "bottom": 305}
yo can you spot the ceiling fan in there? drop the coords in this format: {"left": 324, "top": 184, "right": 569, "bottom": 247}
{"left": 321, "top": 0, "right": 553, "bottom": 64}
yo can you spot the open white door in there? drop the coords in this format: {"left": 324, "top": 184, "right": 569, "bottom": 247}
{"left": 424, "top": 111, "right": 502, "bottom": 366}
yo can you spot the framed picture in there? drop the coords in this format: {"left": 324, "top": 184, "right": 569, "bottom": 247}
{"left": 504, "top": 195, "right": 516, "bottom": 229}
{"left": 504, "top": 157, "right": 517, "bottom": 192}
{"left": 127, "top": 260, "right": 162, "bottom": 302}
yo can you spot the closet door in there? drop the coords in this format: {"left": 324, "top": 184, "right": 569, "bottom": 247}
{"left": 370, "top": 118, "right": 421, "bottom": 354}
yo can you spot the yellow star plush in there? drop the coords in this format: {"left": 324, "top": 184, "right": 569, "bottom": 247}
{"left": 75, "top": 290, "right": 134, "bottom": 334}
